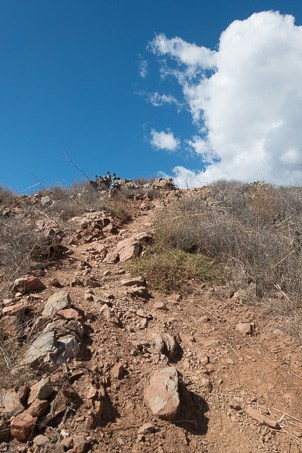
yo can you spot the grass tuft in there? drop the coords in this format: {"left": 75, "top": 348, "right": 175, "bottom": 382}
{"left": 127, "top": 248, "right": 221, "bottom": 293}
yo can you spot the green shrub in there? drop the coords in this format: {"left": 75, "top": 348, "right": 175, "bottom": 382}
{"left": 127, "top": 248, "right": 221, "bottom": 293}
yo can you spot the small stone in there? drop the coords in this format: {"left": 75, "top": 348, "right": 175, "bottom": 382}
{"left": 110, "top": 363, "right": 126, "bottom": 380}
{"left": 56, "top": 308, "right": 83, "bottom": 321}
{"left": 33, "top": 434, "right": 49, "bottom": 447}
{"left": 153, "top": 302, "right": 168, "bottom": 311}
{"left": 200, "top": 378, "right": 213, "bottom": 393}
{"left": 199, "top": 352, "right": 209, "bottom": 365}
{"left": 138, "top": 423, "right": 157, "bottom": 435}
{"left": 236, "top": 322, "right": 253, "bottom": 335}
{"left": 86, "top": 385, "right": 97, "bottom": 400}
{"left": 100, "top": 304, "right": 111, "bottom": 320}
{"left": 120, "top": 277, "right": 146, "bottom": 287}
{"left": 50, "top": 278, "right": 63, "bottom": 288}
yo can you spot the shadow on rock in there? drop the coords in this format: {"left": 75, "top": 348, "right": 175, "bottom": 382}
{"left": 90, "top": 392, "right": 120, "bottom": 428}
{"left": 176, "top": 383, "right": 209, "bottom": 435}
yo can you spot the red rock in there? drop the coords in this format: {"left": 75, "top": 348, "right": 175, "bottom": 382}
{"left": 56, "top": 308, "right": 83, "bottom": 321}
{"left": 62, "top": 385, "right": 79, "bottom": 402}
{"left": 11, "top": 411, "right": 37, "bottom": 441}
{"left": 104, "top": 232, "right": 151, "bottom": 263}
{"left": 27, "top": 399, "right": 50, "bottom": 417}
{"left": 18, "top": 386, "right": 30, "bottom": 405}
{"left": 2, "top": 302, "right": 26, "bottom": 316}
{"left": 144, "top": 367, "right": 180, "bottom": 420}
{"left": 12, "top": 275, "right": 45, "bottom": 294}
{"left": 110, "top": 363, "right": 126, "bottom": 380}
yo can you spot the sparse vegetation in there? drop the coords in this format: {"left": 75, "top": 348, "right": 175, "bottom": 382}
{"left": 0, "top": 335, "right": 32, "bottom": 389}
{"left": 127, "top": 248, "right": 221, "bottom": 293}
{"left": 0, "top": 186, "right": 19, "bottom": 208}
{"left": 0, "top": 216, "right": 53, "bottom": 287}
{"left": 1, "top": 179, "right": 302, "bottom": 342}
{"left": 91, "top": 170, "right": 123, "bottom": 190}
{"left": 35, "top": 181, "right": 133, "bottom": 223}
{"left": 151, "top": 181, "right": 302, "bottom": 340}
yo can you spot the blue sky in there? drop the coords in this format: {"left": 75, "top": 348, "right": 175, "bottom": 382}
{"left": 1, "top": 1, "right": 302, "bottom": 192}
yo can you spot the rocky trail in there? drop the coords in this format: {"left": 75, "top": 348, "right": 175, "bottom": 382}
{"left": 0, "top": 188, "right": 302, "bottom": 452}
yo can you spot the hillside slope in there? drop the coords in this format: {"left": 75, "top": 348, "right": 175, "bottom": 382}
{"left": 0, "top": 181, "right": 302, "bottom": 452}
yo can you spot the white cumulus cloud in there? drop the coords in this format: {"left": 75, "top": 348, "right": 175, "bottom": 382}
{"left": 150, "top": 11, "right": 302, "bottom": 187}
{"left": 150, "top": 33, "right": 216, "bottom": 69}
{"left": 150, "top": 129, "right": 180, "bottom": 151}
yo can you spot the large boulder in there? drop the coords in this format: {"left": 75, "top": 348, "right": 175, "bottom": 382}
{"left": 20, "top": 331, "right": 57, "bottom": 367}
{"left": 42, "top": 291, "right": 71, "bottom": 317}
{"left": 144, "top": 367, "right": 180, "bottom": 420}
{"left": 104, "top": 231, "right": 151, "bottom": 263}
{"left": 10, "top": 411, "right": 37, "bottom": 442}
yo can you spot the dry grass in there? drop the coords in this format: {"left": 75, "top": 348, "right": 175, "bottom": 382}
{"left": 152, "top": 181, "right": 302, "bottom": 341}
{"left": 127, "top": 248, "right": 221, "bottom": 293}
{"left": 39, "top": 182, "right": 104, "bottom": 221}
{"left": 0, "top": 186, "right": 19, "bottom": 208}
{"left": 38, "top": 181, "right": 133, "bottom": 223}
{"left": 0, "top": 335, "right": 33, "bottom": 389}
{"left": 0, "top": 216, "right": 54, "bottom": 286}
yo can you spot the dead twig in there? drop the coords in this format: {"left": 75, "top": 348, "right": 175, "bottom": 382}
{"left": 63, "top": 151, "right": 91, "bottom": 182}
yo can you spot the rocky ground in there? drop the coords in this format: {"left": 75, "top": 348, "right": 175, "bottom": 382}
{"left": 0, "top": 185, "right": 302, "bottom": 452}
